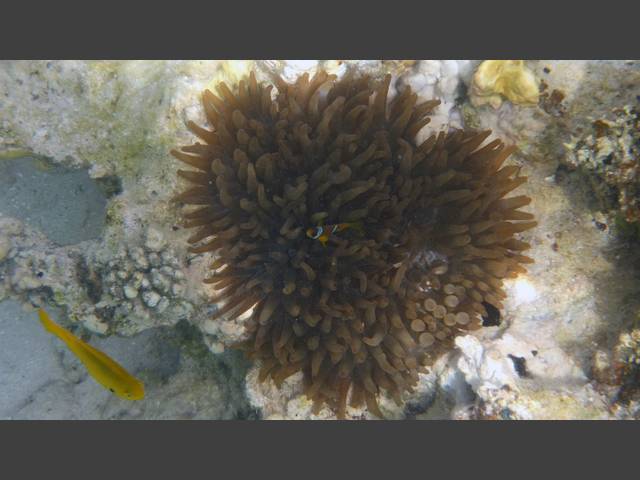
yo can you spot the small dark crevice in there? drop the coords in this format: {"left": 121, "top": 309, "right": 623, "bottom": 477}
{"left": 508, "top": 354, "right": 532, "bottom": 378}
{"left": 75, "top": 256, "right": 103, "bottom": 304}
{"left": 95, "top": 175, "right": 123, "bottom": 198}
{"left": 481, "top": 301, "right": 501, "bottom": 327}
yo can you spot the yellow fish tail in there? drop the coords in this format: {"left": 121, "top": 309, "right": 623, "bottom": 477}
{"left": 38, "top": 308, "right": 68, "bottom": 338}
{"left": 38, "top": 309, "right": 91, "bottom": 365}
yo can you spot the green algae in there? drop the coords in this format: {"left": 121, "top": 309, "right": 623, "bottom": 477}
{"left": 0, "top": 148, "right": 34, "bottom": 160}
{"left": 1, "top": 61, "right": 181, "bottom": 180}
{"left": 615, "top": 214, "right": 640, "bottom": 241}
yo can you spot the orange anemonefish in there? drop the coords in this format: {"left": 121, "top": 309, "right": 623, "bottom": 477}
{"left": 305, "top": 222, "right": 363, "bottom": 247}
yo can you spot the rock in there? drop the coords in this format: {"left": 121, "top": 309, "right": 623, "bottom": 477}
{"left": 123, "top": 285, "right": 138, "bottom": 299}
{"left": 145, "top": 227, "right": 166, "bottom": 252}
{"left": 156, "top": 297, "right": 170, "bottom": 313}
{"left": 0, "top": 236, "right": 10, "bottom": 262}
{"left": 82, "top": 314, "right": 108, "bottom": 335}
{"left": 142, "top": 290, "right": 161, "bottom": 308}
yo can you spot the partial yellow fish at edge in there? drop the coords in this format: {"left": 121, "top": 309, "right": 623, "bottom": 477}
{"left": 38, "top": 308, "right": 145, "bottom": 400}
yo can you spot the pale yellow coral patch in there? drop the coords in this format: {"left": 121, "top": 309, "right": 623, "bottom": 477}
{"left": 470, "top": 60, "right": 540, "bottom": 108}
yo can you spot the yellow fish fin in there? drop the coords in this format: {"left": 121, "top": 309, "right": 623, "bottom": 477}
{"left": 37, "top": 308, "right": 145, "bottom": 401}
{"left": 319, "top": 233, "right": 330, "bottom": 247}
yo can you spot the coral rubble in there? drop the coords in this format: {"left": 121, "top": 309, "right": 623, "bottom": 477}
{"left": 593, "top": 324, "right": 640, "bottom": 419}
{"left": 563, "top": 105, "right": 640, "bottom": 224}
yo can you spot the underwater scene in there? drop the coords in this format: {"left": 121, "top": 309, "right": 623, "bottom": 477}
{"left": 1, "top": 60, "right": 639, "bottom": 420}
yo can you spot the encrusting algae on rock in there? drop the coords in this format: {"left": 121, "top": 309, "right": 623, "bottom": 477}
{"left": 171, "top": 69, "right": 537, "bottom": 418}
{"left": 470, "top": 60, "right": 540, "bottom": 109}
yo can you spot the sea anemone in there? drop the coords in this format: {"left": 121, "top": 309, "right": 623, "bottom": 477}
{"left": 171, "top": 68, "right": 536, "bottom": 418}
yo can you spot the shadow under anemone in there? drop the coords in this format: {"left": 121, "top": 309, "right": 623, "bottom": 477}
{"left": 171, "top": 69, "right": 536, "bottom": 418}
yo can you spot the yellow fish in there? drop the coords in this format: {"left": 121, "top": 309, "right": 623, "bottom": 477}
{"left": 38, "top": 308, "right": 145, "bottom": 400}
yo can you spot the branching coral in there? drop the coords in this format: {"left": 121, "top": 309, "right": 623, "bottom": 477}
{"left": 172, "top": 69, "right": 536, "bottom": 418}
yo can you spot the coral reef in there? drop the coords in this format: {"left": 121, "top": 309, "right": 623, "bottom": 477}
{"left": 0, "top": 214, "right": 85, "bottom": 322}
{"left": 451, "top": 334, "right": 611, "bottom": 420}
{"left": 173, "top": 69, "right": 536, "bottom": 417}
{"left": 592, "top": 323, "right": 640, "bottom": 419}
{"left": 563, "top": 105, "right": 640, "bottom": 224}
{"left": 0, "top": 209, "right": 199, "bottom": 336}
{"left": 397, "top": 60, "right": 475, "bottom": 131}
{"left": 2, "top": 60, "right": 640, "bottom": 420}
{"left": 89, "top": 227, "right": 192, "bottom": 334}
